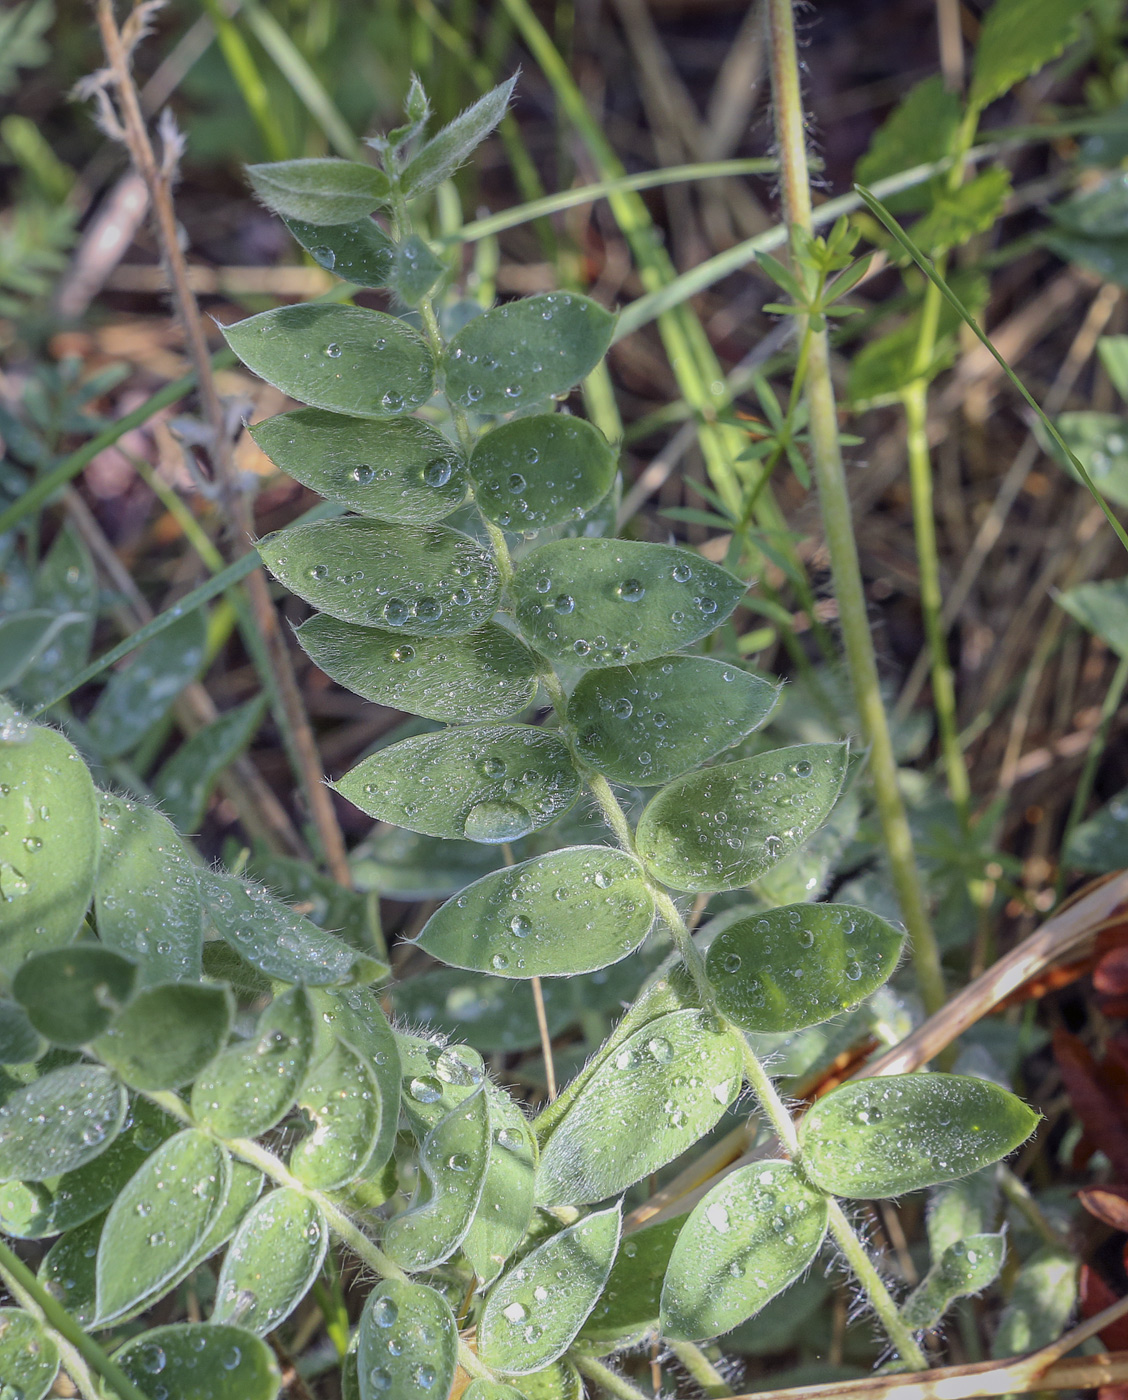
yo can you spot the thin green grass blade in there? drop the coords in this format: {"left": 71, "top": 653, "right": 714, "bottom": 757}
{"left": 199, "top": 0, "right": 286, "bottom": 161}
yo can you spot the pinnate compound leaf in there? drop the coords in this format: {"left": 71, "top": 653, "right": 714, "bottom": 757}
{"left": 0, "top": 1307, "right": 58, "bottom": 1399}
{"left": 580, "top": 1214, "right": 685, "bottom": 1349}
{"left": 201, "top": 870, "right": 382, "bottom": 986}
{"left": 798, "top": 1073, "right": 1039, "bottom": 1199}
{"left": 513, "top": 539, "right": 745, "bottom": 669}
{"left": 536, "top": 1009, "right": 743, "bottom": 1206}
{"left": 115, "top": 1323, "right": 281, "bottom": 1400}
{"left": 462, "top": 1088, "right": 537, "bottom": 1286}
{"left": 191, "top": 987, "right": 314, "bottom": 1138}
{"left": 901, "top": 1232, "right": 1006, "bottom": 1330}
{"left": 661, "top": 1161, "right": 829, "bottom": 1340}
{"left": 13, "top": 945, "right": 137, "bottom": 1046}
{"left": 84, "top": 611, "right": 206, "bottom": 759}
{"left": 247, "top": 157, "right": 391, "bottom": 222}
{"left": 213, "top": 1188, "right": 328, "bottom": 1335}
{"left": 416, "top": 846, "right": 654, "bottom": 978}
{"left": 636, "top": 744, "right": 848, "bottom": 893}
{"left": 479, "top": 1203, "right": 621, "bottom": 1374}
{"left": 358, "top": 1279, "right": 457, "bottom": 1400}
{"left": 0, "top": 723, "right": 99, "bottom": 976}
{"left": 969, "top": 0, "right": 1089, "bottom": 111}
{"left": 222, "top": 305, "right": 434, "bottom": 418}
{"left": 250, "top": 410, "right": 466, "bottom": 524}
{"left": 151, "top": 696, "right": 267, "bottom": 834}
{"left": 258, "top": 518, "right": 499, "bottom": 634}
{"left": 284, "top": 214, "right": 395, "bottom": 286}
{"left": 94, "top": 794, "right": 204, "bottom": 983}
{"left": 95, "top": 1130, "right": 230, "bottom": 1323}
{"left": 383, "top": 1084, "right": 490, "bottom": 1271}
{"left": 402, "top": 75, "right": 516, "bottom": 196}
{"left": 443, "top": 293, "right": 615, "bottom": 415}
{"left": 297, "top": 615, "right": 538, "bottom": 723}
{"left": 290, "top": 1040, "right": 382, "bottom": 1190}
{"left": 706, "top": 903, "right": 905, "bottom": 1033}
{"left": 0, "top": 999, "right": 40, "bottom": 1064}
{"left": 0, "top": 1064, "right": 125, "bottom": 1181}
{"left": 470, "top": 414, "right": 616, "bottom": 531}
{"left": 93, "top": 982, "right": 232, "bottom": 1091}
{"left": 569, "top": 656, "right": 777, "bottom": 785}
{"left": 336, "top": 725, "right": 580, "bottom": 844}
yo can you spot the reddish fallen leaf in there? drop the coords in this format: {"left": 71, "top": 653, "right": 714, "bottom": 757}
{"left": 1080, "top": 1185, "right": 1128, "bottom": 1232}
{"left": 1097, "top": 945, "right": 1128, "bottom": 998}
{"left": 1082, "top": 1266, "right": 1128, "bottom": 1349}
{"left": 1098, "top": 1388, "right": 1128, "bottom": 1400}
{"left": 1103, "top": 997, "right": 1128, "bottom": 1019}
{"left": 1054, "top": 1029, "right": 1128, "bottom": 1179}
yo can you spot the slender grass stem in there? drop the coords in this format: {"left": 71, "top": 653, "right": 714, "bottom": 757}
{"left": 1057, "top": 652, "right": 1128, "bottom": 897}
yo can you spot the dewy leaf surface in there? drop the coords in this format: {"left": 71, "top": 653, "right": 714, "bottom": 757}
{"left": 250, "top": 409, "right": 467, "bottom": 523}
{"left": 94, "top": 795, "right": 204, "bottom": 983}
{"left": 0, "top": 723, "right": 99, "bottom": 976}
{"left": 0, "top": 1307, "right": 59, "bottom": 1400}
{"left": 222, "top": 305, "right": 434, "bottom": 418}
{"left": 461, "top": 1087, "right": 537, "bottom": 1285}
{"left": 213, "top": 1188, "right": 329, "bottom": 1335}
{"left": 0, "top": 999, "right": 40, "bottom": 1065}
{"left": 296, "top": 615, "right": 538, "bottom": 722}
{"left": 799, "top": 1073, "right": 1040, "bottom": 1198}
{"left": 290, "top": 1040, "right": 382, "bottom": 1190}
{"left": 93, "top": 982, "right": 233, "bottom": 1091}
{"left": 402, "top": 75, "right": 517, "bottom": 195}
{"left": 636, "top": 744, "right": 848, "bottom": 892}
{"left": 660, "top": 1161, "right": 829, "bottom": 1340}
{"left": 536, "top": 1009, "right": 743, "bottom": 1206}
{"left": 470, "top": 414, "right": 617, "bottom": 530}
{"left": 12, "top": 945, "right": 136, "bottom": 1046}
{"left": 443, "top": 293, "right": 615, "bottom": 415}
{"left": 706, "top": 903, "right": 906, "bottom": 1033}
{"left": 357, "top": 1279, "right": 457, "bottom": 1400}
{"left": 95, "top": 1129, "right": 230, "bottom": 1323}
{"left": 247, "top": 157, "right": 391, "bottom": 222}
{"left": 902, "top": 1231, "right": 1006, "bottom": 1330}
{"left": 337, "top": 725, "right": 580, "bottom": 844}
{"left": 309, "top": 986, "right": 401, "bottom": 1169}
{"left": 569, "top": 656, "right": 778, "bottom": 785}
{"left": 115, "top": 1323, "right": 281, "bottom": 1400}
{"left": 580, "top": 1213, "right": 686, "bottom": 1348}
{"left": 416, "top": 846, "right": 654, "bottom": 978}
{"left": 284, "top": 214, "right": 395, "bottom": 286}
{"left": 513, "top": 539, "right": 745, "bottom": 668}
{"left": 259, "top": 518, "right": 499, "bottom": 634}
{"left": 478, "top": 1203, "right": 621, "bottom": 1374}
{"left": 0, "top": 1064, "right": 126, "bottom": 1181}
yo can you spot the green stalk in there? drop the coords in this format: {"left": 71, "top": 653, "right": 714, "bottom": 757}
{"left": 825, "top": 1200, "right": 927, "bottom": 1368}
{"left": 667, "top": 1339, "right": 733, "bottom": 1397}
{"left": 767, "top": 0, "right": 945, "bottom": 1018}
{"left": 199, "top": 0, "right": 287, "bottom": 161}
{"left": 575, "top": 1354, "right": 653, "bottom": 1400}
{"left": 1058, "top": 652, "right": 1128, "bottom": 897}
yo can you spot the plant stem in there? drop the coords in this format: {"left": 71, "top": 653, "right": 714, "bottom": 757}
{"left": 668, "top": 1339, "right": 734, "bottom": 1397}
{"left": 575, "top": 1353, "right": 654, "bottom": 1400}
{"left": 825, "top": 1200, "right": 927, "bottom": 1370}
{"left": 0, "top": 1237, "right": 152, "bottom": 1400}
{"left": 766, "top": 0, "right": 945, "bottom": 1018}
{"left": 1057, "top": 652, "right": 1128, "bottom": 898}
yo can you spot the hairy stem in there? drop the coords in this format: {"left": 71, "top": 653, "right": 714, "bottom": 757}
{"left": 668, "top": 1339, "right": 734, "bottom": 1397}
{"left": 766, "top": 0, "right": 946, "bottom": 1018}
{"left": 825, "top": 1200, "right": 927, "bottom": 1370}
{"left": 575, "top": 1353, "right": 654, "bottom": 1400}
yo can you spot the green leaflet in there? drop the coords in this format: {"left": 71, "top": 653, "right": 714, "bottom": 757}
{"left": 296, "top": 615, "right": 538, "bottom": 722}
{"left": 568, "top": 656, "right": 778, "bottom": 785}
{"left": 1066, "top": 783, "right": 1128, "bottom": 872}
{"left": 0, "top": 999, "right": 40, "bottom": 1064}
{"left": 191, "top": 986, "right": 314, "bottom": 1138}
{"left": 0, "top": 1307, "right": 59, "bottom": 1400}
{"left": 415, "top": 846, "right": 654, "bottom": 978}
{"left": 509, "top": 1360, "right": 583, "bottom": 1400}
{"left": 969, "top": 0, "right": 1089, "bottom": 111}
{"left": 114, "top": 1323, "right": 281, "bottom": 1400}
{"left": 94, "top": 794, "right": 204, "bottom": 984}
{"left": 0, "top": 1064, "right": 126, "bottom": 1181}
{"left": 222, "top": 305, "right": 434, "bottom": 418}
{"left": 853, "top": 76, "right": 960, "bottom": 212}
{"left": 1058, "top": 580, "right": 1128, "bottom": 657}
{"left": 201, "top": 870, "right": 383, "bottom": 986}
{"left": 151, "top": 696, "right": 268, "bottom": 834}
{"left": 798, "top": 1073, "right": 1040, "bottom": 1199}
{"left": 309, "top": 985, "right": 401, "bottom": 1173}
{"left": 40, "top": 1214, "right": 102, "bottom": 1325}
{"left": 94, "top": 1129, "right": 230, "bottom": 1324}
{"left": 636, "top": 744, "right": 848, "bottom": 893}
{"left": 353, "top": 826, "right": 503, "bottom": 899}
{"left": 258, "top": 518, "right": 500, "bottom": 634}
{"left": 12, "top": 945, "right": 136, "bottom": 1046}
{"left": 290, "top": 1039, "right": 382, "bottom": 1190}
{"left": 928, "top": 1167, "right": 1000, "bottom": 1255}
{"left": 901, "top": 1232, "right": 1006, "bottom": 1330}
{"left": 16, "top": 527, "right": 96, "bottom": 709}
{"left": 284, "top": 214, "right": 395, "bottom": 286}
{"left": 357, "top": 1279, "right": 458, "bottom": 1400}
{"left": 1099, "top": 335, "right": 1128, "bottom": 400}
{"left": 464, "top": 1384, "right": 528, "bottom": 1400}
{"left": 580, "top": 1213, "right": 686, "bottom": 1349}
{"left": 443, "top": 293, "right": 616, "bottom": 414}
{"left": 1053, "top": 412, "right": 1128, "bottom": 508}
{"left": 84, "top": 610, "right": 207, "bottom": 759}
{"left": 462, "top": 1088, "right": 537, "bottom": 1286}
{"left": 990, "top": 1246, "right": 1078, "bottom": 1356}
{"left": 251, "top": 409, "right": 467, "bottom": 524}
{"left": 536, "top": 1009, "right": 743, "bottom": 1206}
{"left": 660, "top": 1161, "right": 829, "bottom": 1340}
{"left": 383, "top": 1084, "right": 491, "bottom": 1271}
{"left": 92, "top": 982, "right": 233, "bottom": 1091}
{"left": 513, "top": 538, "right": 745, "bottom": 669}
{"left": 396, "top": 1034, "right": 489, "bottom": 1139}
{"left": 0, "top": 610, "right": 81, "bottom": 690}
{"left": 478, "top": 1203, "right": 621, "bottom": 1374}
{"left": 705, "top": 903, "right": 905, "bottom": 1033}
{"left": 469, "top": 414, "right": 616, "bottom": 531}
{"left": 213, "top": 1188, "right": 329, "bottom": 1335}
{"left": 336, "top": 725, "right": 580, "bottom": 844}
{"left": 402, "top": 75, "right": 516, "bottom": 196}
{"left": 908, "top": 166, "right": 1012, "bottom": 257}
{"left": 0, "top": 722, "right": 99, "bottom": 977}
{"left": 392, "top": 234, "right": 445, "bottom": 304}
{"left": 247, "top": 157, "right": 391, "bottom": 222}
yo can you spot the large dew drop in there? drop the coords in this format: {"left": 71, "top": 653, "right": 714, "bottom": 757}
{"left": 462, "top": 801, "right": 533, "bottom": 844}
